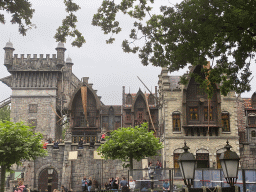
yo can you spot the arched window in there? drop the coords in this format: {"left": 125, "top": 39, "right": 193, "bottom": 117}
{"left": 221, "top": 112, "right": 230, "bottom": 132}
{"left": 252, "top": 130, "right": 256, "bottom": 138}
{"left": 173, "top": 112, "right": 181, "bottom": 132}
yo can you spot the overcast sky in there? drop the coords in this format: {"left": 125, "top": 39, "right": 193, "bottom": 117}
{"left": 0, "top": 0, "right": 255, "bottom": 105}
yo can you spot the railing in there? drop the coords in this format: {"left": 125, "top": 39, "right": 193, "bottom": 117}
{"left": 0, "top": 97, "right": 11, "bottom": 109}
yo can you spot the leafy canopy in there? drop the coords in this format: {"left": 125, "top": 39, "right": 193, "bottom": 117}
{"left": 0, "top": 121, "right": 47, "bottom": 169}
{"left": 93, "top": 0, "right": 256, "bottom": 97}
{"left": 97, "top": 123, "right": 163, "bottom": 162}
{"left": 1, "top": 0, "right": 85, "bottom": 47}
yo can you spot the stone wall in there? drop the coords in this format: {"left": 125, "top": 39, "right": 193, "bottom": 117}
{"left": 11, "top": 90, "right": 57, "bottom": 139}
{"left": 23, "top": 142, "right": 143, "bottom": 191}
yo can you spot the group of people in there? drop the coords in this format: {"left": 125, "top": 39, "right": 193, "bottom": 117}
{"left": 43, "top": 138, "right": 64, "bottom": 149}
{"left": 104, "top": 176, "right": 135, "bottom": 191}
{"left": 81, "top": 176, "right": 99, "bottom": 192}
{"left": 148, "top": 160, "right": 162, "bottom": 177}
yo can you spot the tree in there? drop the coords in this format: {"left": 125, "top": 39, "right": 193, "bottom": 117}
{"left": 0, "top": 105, "right": 10, "bottom": 122}
{"left": 92, "top": 0, "right": 256, "bottom": 97}
{"left": 97, "top": 123, "right": 163, "bottom": 176}
{"left": 0, "top": 0, "right": 85, "bottom": 47}
{"left": 0, "top": 121, "right": 47, "bottom": 192}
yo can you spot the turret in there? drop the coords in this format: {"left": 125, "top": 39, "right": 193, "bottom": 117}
{"left": 3, "top": 41, "right": 15, "bottom": 70}
{"left": 66, "top": 56, "right": 73, "bottom": 72}
{"left": 55, "top": 42, "right": 66, "bottom": 69}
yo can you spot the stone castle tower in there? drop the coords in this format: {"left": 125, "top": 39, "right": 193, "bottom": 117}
{"left": 0, "top": 41, "right": 81, "bottom": 140}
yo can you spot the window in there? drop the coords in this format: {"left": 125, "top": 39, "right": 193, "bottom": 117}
{"left": 29, "top": 104, "right": 38, "bottom": 113}
{"left": 221, "top": 112, "right": 230, "bottom": 132}
{"left": 248, "top": 116, "right": 256, "bottom": 125}
{"left": 196, "top": 153, "right": 209, "bottom": 168}
{"left": 138, "top": 111, "right": 143, "bottom": 121}
{"left": 189, "top": 107, "right": 198, "bottom": 120}
{"left": 173, "top": 112, "right": 181, "bottom": 132}
{"left": 126, "top": 111, "right": 131, "bottom": 121}
{"left": 216, "top": 153, "right": 222, "bottom": 169}
{"left": 174, "top": 153, "right": 182, "bottom": 177}
{"left": 252, "top": 130, "right": 256, "bottom": 138}
{"left": 204, "top": 107, "right": 213, "bottom": 121}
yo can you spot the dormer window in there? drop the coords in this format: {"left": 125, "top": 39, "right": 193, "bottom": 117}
{"left": 148, "top": 94, "right": 155, "bottom": 105}
{"left": 126, "top": 94, "right": 132, "bottom": 104}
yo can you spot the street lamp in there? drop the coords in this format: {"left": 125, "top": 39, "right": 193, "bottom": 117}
{"left": 48, "top": 168, "right": 54, "bottom": 175}
{"left": 178, "top": 141, "right": 196, "bottom": 188}
{"left": 219, "top": 140, "right": 240, "bottom": 187}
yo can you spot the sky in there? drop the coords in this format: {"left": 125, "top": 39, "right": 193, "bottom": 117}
{"left": 0, "top": 0, "right": 255, "bottom": 105}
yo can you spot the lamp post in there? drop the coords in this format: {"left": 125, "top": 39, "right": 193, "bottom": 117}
{"left": 178, "top": 141, "right": 196, "bottom": 189}
{"left": 150, "top": 165, "right": 155, "bottom": 190}
{"left": 219, "top": 140, "right": 240, "bottom": 187}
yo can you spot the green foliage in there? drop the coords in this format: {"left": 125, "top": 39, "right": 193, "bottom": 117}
{"left": 0, "top": 121, "right": 47, "bottom": 169}
{"left": 54, "top": 0, "right": 86, "bottom": 47}
{"left": 0, "top": 105, "right": 10, "bottom": 122}
{"left": 0, "top": 0, "right": 35, "bottom": 35}
{"left": 97, "top": 123, "right": 163, "bottom": 163}
{"left": 0, "top": 121, "right": 47, "bottom": 192}
{"left": 93, "top": 0, "right": 256, "bottom": 97}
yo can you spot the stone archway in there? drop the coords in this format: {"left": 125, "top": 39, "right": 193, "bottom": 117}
{"left": 38, "top": 168, "right": 58, "bottom": 192}
{"left": 36, "top": 164, "right": 61, "bottom": 191}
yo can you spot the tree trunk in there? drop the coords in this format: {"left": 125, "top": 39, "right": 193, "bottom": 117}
{"left": 0, "top": 165, "right": 6, "bottom": 192}
{"left": 129, "top": 157, "right": 133, "bottom": 176}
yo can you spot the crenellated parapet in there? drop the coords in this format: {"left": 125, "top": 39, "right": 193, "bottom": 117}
{"left": 3, "top": 42, "right": 66, "bottom": 72}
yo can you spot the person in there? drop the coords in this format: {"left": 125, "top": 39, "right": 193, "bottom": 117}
{"left": 108, "top": 177, "right": 113, "bottom": 189}
{"left": 120, "top": 176, "right": 128, "bottom": 191}
{"left": 115, "top": 176, "right": 120, "bottom": 190}
{"left": 129, "top": 176, "right": 135, "bottom": 191}
{"left": 43, "top": 139, "right": 48, "bottom": 149}
{"left": 78, "top": 138, "right": 84, "bottom": 149}
{"left": 105, "top": 181, "right": 110, "bottom": 190}
{"left": 47, "top": 138, "right": 52, "bottom": 144}
{"left": 101, "top": 133, "right": 106, "bottom": 141}
{"left": 61, "top": 186, "right": 68, "bottom": 192}
{"left": 87, "top": 177, "right": 92, "bottom": 191}
{"left": 163, "top": 180, "right": 170, "bottom": 192}
{"left": 14, "top": 180, "right": 27, "bottom": 192}
{"left": 53, "top": 140, "right": 59, "bottom": 149}
{"left": 148, "top": 162, "right": 154, "bottom": 177}
{"left": 82, "top": 176, "right": 88, "bottom": 192}
{"left": 111, "top": 177, "right": 118, "bottom": 190}
{"left": 156, "top": 160, "right": 162, "bottom": 169}
{"left": 91, "top": 178, "right": 98, "bottom": 191}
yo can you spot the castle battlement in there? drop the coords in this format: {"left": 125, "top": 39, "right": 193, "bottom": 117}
{"left": 4, "top": 42, "right": 67, "bottom": 72}
{"left": 13, "top": 54, "right": 57, "bottom": 59}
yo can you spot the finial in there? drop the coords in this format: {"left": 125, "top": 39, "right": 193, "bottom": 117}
{"left": 224, "top": 139, "right": 232, "bottom": 151}
{"left": 183, "top": 140, "right": 190, "bottom": 152}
